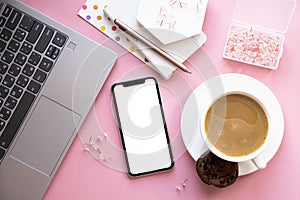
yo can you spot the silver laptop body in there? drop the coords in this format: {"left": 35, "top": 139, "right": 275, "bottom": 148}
{"left": 0, "top": 0, "right": 117, "bottom": 199}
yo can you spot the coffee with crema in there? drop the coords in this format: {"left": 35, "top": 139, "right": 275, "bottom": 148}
{"left": 205, "top": 94, "right": 268, "bottom": 157}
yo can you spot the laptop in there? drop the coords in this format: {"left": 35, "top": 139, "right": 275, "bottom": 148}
{"left": 0, "top": 0, "right": 117, "bottom": 199}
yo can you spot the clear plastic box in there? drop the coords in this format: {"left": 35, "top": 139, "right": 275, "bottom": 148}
{"left": 223, "top": 0, "right": 297, "bottom": 69}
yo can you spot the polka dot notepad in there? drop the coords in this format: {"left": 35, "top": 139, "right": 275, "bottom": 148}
{"left": 78, "top": 0, "right": 177, "bottom": 79}
{"left": 78, "top": 0, "right": 138, "bottom": 53}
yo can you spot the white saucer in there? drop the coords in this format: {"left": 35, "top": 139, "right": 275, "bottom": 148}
{"left": 181, "top": 73, "right": 284, "bottom": 176}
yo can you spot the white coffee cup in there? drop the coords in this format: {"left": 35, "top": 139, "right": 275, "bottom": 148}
{"left": 200, "top": 91, "right": 270, "bottom": 169}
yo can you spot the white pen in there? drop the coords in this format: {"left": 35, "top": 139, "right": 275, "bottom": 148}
{"left": 103, "top": 9, "right": 192, "bottom": 74}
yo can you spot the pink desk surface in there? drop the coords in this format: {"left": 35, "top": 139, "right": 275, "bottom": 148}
{"left": 22, "top": 0, "right": 300, "bottom": 199}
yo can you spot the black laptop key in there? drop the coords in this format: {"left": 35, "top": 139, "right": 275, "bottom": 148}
{"left": 26, "top": 21, "right": 43, "bottom": 44}
{"left": 20, "top": 41, "right": 33, "bottom": 55}
{"left": 51, "top": 47, "right": 60, "bottom": 59}
{"left": 0, "top": 28, "right": 12, "bottom": 41}
{"left": 0, "top": 17, "right": 6, "bottom": 27}
{"left": 22, "top": 63, "right": 35, "bottom": 76}
{"left": 52, "top": 32, "right": 66, "bottom": 47}
{"left": 0, "top": 91, "right": 35, "bottom": 149}
{"left": 8, "top": 63, "right": 21, "bottom": 76}
{"left": 5, "top": 96, "right": 17, "bottom": 110}
{"left": 0, "top": 61, "right": 9, "bottom": 74}
{"left": 0, "top": 107, "right": 11, "bottom": 120}
{"left": 0, "top": 147, "right": 5, "bottom": 160}
{"left": 0, "top": 85, "right": 9, "bottom": 98}
{"left": 46, "top": 45, "right": 54, "bottom": 57}
{"left": 19, "top": 14, "right": 35, "bottom": 32}
{"left": 8, "top": 39, "right": 21, "bottom": 52}
{"left": 3, "top": 74, "right": 15, "bottom": 88}
{"left": 2, "top": 5, "right": 12, "bottom": 17}
{"left": 17, "top": 74, "right": 29, "bottom": 88}
{"left": 35, "top": 27, "right": 54, "bottom": 53}
{"left": 28, "top": 51, "right": 41, "bottom": 65}
{"left": 15, "top": 52, "right": 27, "bottom": 66}
{"left": 39, "top": 57, "right": 53, "bottom": 72}
{"left": 33, "top": 69, "right": 46, "bottom": 83}
{"left": 0, "top": 40, "right": 6, "bottom": 52}
{"left": 0, "top": 119, "right": 4, "bottom": 131}
{"left": 1, "top": 50, "right": 14, "bottom": 64}
{"left": 6, "top": 9, "right": 22, "bottom": 30}
{"left": 13, "top": 28, "right": 26, "bottom": 42}
{"left": 27, "top": 80, "right": 41, "bottom": 94}
{"left": 11, "top": 85, "right": 23, "bottom": 98}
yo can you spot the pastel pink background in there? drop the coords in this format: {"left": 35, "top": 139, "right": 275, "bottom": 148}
{"left": 22, "top": 0, "right": 300, "bottom": 199}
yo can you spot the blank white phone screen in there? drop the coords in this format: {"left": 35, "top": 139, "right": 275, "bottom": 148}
{"left": 113, "top": 78, "right": 172, "bottom": 175}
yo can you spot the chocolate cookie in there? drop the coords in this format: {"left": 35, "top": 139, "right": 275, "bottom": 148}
{"left": 196, "top": 151, "right": 239, "bottom": 188}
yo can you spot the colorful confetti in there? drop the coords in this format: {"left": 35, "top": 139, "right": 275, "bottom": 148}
{"left": 130, "top": 47, "right": 135, "bottom": 52}
{"left": 93, "top": 5, "right": 99, "bottom": 10}
{"left": 100, "top": 25, "right": 106, "bottom": 31}
{"left": 115, "top": 36, "right": 120, "bottom": 41}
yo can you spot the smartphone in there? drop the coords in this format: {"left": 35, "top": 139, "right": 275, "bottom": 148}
{"left": 111, "top": 77, "right": 174, "bottom": 177}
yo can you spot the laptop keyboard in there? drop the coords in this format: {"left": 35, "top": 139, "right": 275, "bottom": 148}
{"left": 0, "top": 3, "right": 67, "bottom": 161}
